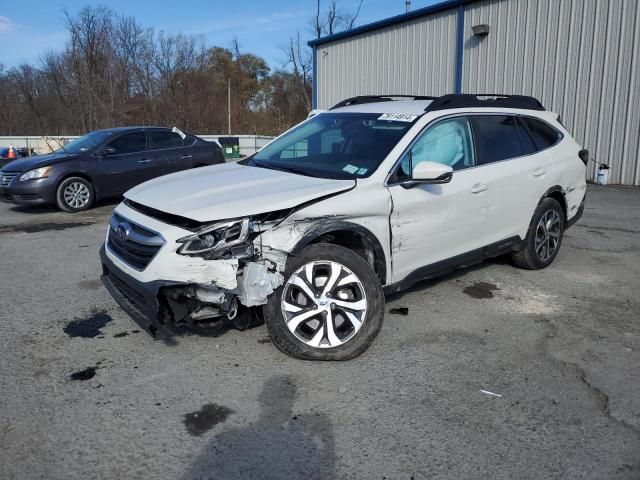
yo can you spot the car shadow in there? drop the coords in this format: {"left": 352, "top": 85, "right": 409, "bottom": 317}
{"left": 181, "top": 375, "right": 336, "bottom": 480}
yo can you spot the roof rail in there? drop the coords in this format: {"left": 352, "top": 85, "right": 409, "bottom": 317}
{"left": 330, "top": 95, "right": 437, "bottom": 110}
{"left": 425, "top": 94, "right": 545, "bottom": 112}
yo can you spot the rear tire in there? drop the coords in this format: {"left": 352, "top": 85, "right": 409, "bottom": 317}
{"left": 264, "top": 243, "right": 384, "bottom": 361}
{"left": 56, "top": 177, "right": 95, "bottom": 212}
{"left": 512, "top": 197, "right": 565, "bottom": 270}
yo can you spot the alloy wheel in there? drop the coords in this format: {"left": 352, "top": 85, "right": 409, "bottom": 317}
{"left": 63, "top": 182, "right": 90, "bottom": 209}
{"left": 281, "top": 260, "right": 367, "bottom": 348}
{"left": 535, "top": 209, "right": 561, "bottom": 261}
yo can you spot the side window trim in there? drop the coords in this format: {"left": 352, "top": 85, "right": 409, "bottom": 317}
{"left": 386, "top": 113, "right": 476, "bottom": 186}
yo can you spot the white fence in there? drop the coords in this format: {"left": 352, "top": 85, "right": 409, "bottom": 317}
{"left": 0, "top": 134, "right": 274, "bottom": 157}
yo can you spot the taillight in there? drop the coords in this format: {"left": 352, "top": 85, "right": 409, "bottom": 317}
{"left": 578, "top": 149, "right": 589, "bottom": 166}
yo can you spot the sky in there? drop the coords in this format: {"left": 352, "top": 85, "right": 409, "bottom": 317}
{"left": 0, "top": 0, "right": 441, "bottom": 70}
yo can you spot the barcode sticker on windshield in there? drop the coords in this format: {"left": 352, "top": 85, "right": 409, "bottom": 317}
{"left": 378, "top": 113, "right": 418, "bottom": 122}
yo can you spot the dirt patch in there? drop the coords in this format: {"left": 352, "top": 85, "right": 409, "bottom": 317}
{"left": 0, "top": 221, "right": 95, "bottom": 235}
{"left": 78, "top": 279, "right": 103, "bottom": 290}
{"left": 183, "top": 403, "right": 235, "bottom": 437}
{"left": 463, "top": 282, "right": 499, "bottom": 299}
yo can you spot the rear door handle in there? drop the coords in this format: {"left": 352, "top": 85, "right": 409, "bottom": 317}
{"left": 533, "top": 168, "right": 546, "bottom": 177}
{"left": 138, "top": 159, "right": 151, "bottom": 164}
{"left": 181, "top": 155, "right": 192, "bottom": 160}
{"left": 471, "top": 183, "right": 488, "bottom": 194}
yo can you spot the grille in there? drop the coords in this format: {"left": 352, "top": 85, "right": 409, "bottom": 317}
{"left": 107, "top": 213, "right": 164, "bottom": 270}
{"left": 0, "top": 173, "right": 18, "bottom": 187}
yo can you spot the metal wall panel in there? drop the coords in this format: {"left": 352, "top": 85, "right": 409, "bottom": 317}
{"left": 463, "top": 0, "right": 640, "bottom": 184}
{"left": 316, "top": 9, "right": 459, "bottom": 109}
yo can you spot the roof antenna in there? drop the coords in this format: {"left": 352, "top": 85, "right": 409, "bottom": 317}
{"left": 405, "top": 0, "right": 411, "bottom": 12}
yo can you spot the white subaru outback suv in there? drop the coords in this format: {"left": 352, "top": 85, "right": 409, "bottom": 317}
{"left": 100, "top": 94, "right": 587, "bottom": 360}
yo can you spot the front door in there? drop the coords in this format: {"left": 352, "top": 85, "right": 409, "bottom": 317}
{"left": 387, "top": 116, "right": 488, "bottom": 283}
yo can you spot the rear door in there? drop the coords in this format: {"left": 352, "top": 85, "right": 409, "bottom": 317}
{"left": 387, "top": 116, "right": 488, "bottom": 283}
{"left": 148, "top": 129, "right": 191, "bottom": 174}
{"left": 470, "top": 114, "right": 554, "bottom": 246}
{"left": 96, "top": 131, "right": 158, "bottom": 195}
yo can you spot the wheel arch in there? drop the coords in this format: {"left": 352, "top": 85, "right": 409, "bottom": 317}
{"left": 542, "top": 185, "right": 568, "bottom": 221}
{"left": 290, "top": 221, "right": 387, "bottom": 285}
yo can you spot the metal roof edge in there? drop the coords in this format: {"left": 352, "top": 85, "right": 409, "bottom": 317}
{"left": 307, "top": 0, "right": 481, "bottom": 47}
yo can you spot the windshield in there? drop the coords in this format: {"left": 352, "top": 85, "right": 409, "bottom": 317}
{"left": 55, "top": 131, "right": 115, "bottom": 154}
{"left": 249, "top": 112, "right": 418, "bottom": 179}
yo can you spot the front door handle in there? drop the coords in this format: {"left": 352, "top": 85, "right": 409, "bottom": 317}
{"left": 181, "top": 155, "right": 192, "bottom": 160}
{"left": 533, "top": 168, "right": 546, "bottom": 177}
{"left": 471, "top": 183, "right": 488, "bottom": 194}
{"left": 138, "top": 159, "right": 151, "bottom": 164}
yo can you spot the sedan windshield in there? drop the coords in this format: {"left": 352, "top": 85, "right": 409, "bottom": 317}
{"left": 56, "top": 131, "right": 115, "bottom": 154}
{"left": 249, "top": 112, "right": 418, "bottom": 179}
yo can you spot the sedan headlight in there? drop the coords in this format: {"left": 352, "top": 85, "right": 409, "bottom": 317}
{"left": 177, "top": 218, "right": 251, "bottom": 256}
{"left": 20, "top": 166, "right": 53, "bottom": 181}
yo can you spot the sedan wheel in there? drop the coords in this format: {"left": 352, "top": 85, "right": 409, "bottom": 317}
{"left": 56, "top": 177, "right": 95, "bottom": 212}
{"left": 63, "top": 181, "right": 91, "bottom": 209}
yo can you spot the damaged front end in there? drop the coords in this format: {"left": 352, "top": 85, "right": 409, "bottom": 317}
{"left": 153, "top": 211, "right": 290, "bottom": 329}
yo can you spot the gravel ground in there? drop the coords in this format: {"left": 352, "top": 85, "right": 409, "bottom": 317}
{"left": 0, "top": 185, "right": 639, "bottom": 480}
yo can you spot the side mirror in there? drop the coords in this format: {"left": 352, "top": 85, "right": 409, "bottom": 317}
{"left": 99, "top": 147, "right": 117, "bottom": 156}
{"left": 412, "top": 161, "right": 453, "bottom": 184}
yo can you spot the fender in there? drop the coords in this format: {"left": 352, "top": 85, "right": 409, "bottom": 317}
{"left": 290, "top": 219, "right": 387, "bottom": 284}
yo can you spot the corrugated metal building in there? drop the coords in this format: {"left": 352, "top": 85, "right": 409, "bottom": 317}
{"left": 309, "top": 0, "right": 640, "bottom": 185}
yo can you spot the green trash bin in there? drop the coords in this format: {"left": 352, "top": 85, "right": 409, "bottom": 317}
{"left": 218, "top": 137, "right": 240, "bottom": 160}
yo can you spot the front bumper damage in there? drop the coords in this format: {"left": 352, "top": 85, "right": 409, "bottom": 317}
{"left": 100, "top": 244, "right": 283, "bottom": 337}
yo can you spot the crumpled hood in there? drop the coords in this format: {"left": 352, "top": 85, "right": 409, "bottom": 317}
{"left": 124, "top": 162, "right": 355, "bottom": 222}
{"left": 0, "top": 152, "right": 78, "bottom": 173}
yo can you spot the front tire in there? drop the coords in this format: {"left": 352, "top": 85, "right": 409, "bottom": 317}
{"left": 512, "top": 197, "right": 565, "bottom": 269}
{"left": 56, "top": 177, "right": 95, "bottom": 212}
{"left": 264, "top": 243, "right": 384, "bottom": 360}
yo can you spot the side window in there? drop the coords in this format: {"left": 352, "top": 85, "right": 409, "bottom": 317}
{"left": 397, "top": 117, "right": 475, "bottom": 179}
{"left": 149, "top": 131, "right": 183, "bottom": 150}
{"left": 521, "top": 117, "right": 562, "bottom": 150}
{"left": 105, "top": 132, "right": 147, "bottom": 155}
{"left": 471, "top": 115, "right": 532, "bottom": 164}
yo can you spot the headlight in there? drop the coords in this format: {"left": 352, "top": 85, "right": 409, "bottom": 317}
{"left": 20, "top": 166, "right": 53, "bottom": 181}
{"left": 177, "top": 218, "right": 251, "bottom": 256}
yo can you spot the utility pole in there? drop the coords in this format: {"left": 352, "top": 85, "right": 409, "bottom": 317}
{"left": 405, "top": 0, "right": 411, "bottom": 13}
{"left": 227, "top": 78, "right": 231, "bottom": 136}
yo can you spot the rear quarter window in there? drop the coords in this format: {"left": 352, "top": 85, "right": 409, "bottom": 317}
{"left": 521, "top": 117, "right": 562, "bottom": 150}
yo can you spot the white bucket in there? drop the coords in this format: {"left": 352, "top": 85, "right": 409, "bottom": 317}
{"left": 597, "top": 166, "right": 610, "bottom": 185}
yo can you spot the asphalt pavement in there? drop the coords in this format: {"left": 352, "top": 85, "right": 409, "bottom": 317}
{"left": 0, "top": 185, "right": 639, "bottom": 479}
